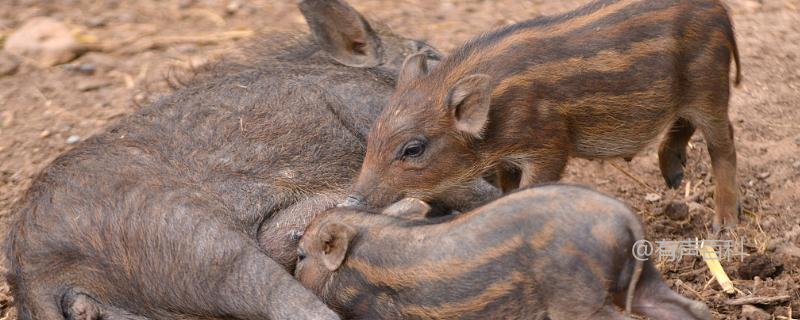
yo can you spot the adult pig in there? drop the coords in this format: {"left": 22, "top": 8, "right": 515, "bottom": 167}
{"left": 3, "top": 1, "right": 482, "bottom": 319}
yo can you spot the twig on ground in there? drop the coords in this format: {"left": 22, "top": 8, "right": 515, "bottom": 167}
{"left": 609, "top": 161, "right": 658, "bottom": 193}
{"left": 725, "top": 295, "right": 791, "bottom": 306}
{"left": 675, "top": 279, "right": 706, "bottom": 301}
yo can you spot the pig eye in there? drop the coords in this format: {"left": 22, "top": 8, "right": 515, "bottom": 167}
{"left": 400, "top": 139, "right": 426, "bottom": 159}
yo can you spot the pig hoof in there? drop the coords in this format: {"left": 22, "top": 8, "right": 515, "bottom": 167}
{"left": 711, "top": 220, "right": 736, "bottom": 236}
{"left": 664, "top": 171, "right": 684, "bottom": 189}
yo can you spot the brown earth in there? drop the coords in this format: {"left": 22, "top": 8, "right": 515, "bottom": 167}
{"left": 0, "top": 0, "right": 798, "bottom": 319}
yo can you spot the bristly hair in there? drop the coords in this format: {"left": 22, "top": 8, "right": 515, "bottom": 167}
{"left": 167, "top": 15, "right": 402, "bottom": 93}
{"left": 165, "top": 32, "right": 323, "bottom": 90}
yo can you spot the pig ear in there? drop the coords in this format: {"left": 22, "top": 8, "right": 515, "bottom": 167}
{"left": 398, "top": 52, "right": 429, "bottom": 86}
{"left": 446, "top": 74, "right": 492, "bottom": 138}
{"left": 382, "top": 198, "right": 431, "bottom": 219}
{"left": 317, "top": 222, "right": 357, "bottom": 271}
{"left": 299, "top": 0, "right": 381, "bottom": 67}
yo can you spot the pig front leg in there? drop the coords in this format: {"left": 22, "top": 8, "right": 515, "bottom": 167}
{"left": 223, "top": 246, "right": 341, "bottom": 320}
{"left": 495, "top": 166, "right": 521, "bottom": 193}
{"left": 259, "top": 192, "right": 345, "bottom": 270}
{"left": 517, "top": 148, "right": 569, "bottom": 189}
{"left": 113, "top": 199, "right": 340, "bottom": 320}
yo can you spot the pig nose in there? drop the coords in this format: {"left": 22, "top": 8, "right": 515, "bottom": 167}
{"left": 338, "top": 194, "right": 365, "bottom": 208}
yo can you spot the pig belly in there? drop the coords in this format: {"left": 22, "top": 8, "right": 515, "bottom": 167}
{"left": 568, "top": 109, "right": 677, "bottom": 159}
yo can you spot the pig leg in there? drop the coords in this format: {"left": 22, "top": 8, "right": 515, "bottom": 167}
{"left": 518, "top": 149, "right": 568, "bottom": 188}
{"left": 213, "top": 245, "right": 341, "bottom": 320}
{"left": 63, "top": 291, "right": 149, "bottom": 320}
{"left": 259, "top": 192, "right": 345, "bottom": 269}
{"left": 628, "top": 262, "right": 710, "bottom": 320}
{"left": 658, "top": 118, "right": 696, "bottom": 189}
{"left": 439, "top": 178, "right": 501, "bottom": 212}
{"left": 15, "top": 281, "right": 63, "bottom": 320}
{"left": 683, "top": 47, "right": 740, "bottom": 231}
{"left": 695, "top": 116, "right": 740, "bottom": 231}
{"left": 495, "top": 166, "right": 521, "bottom": 193}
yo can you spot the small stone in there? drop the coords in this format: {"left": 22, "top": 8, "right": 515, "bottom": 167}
{"left": 756, "top": 171, "right": 771, "bottom": 180}
{"left": 761, "top": 216, "right": 776, "bottom": 229}
{"left": 86, "top": 16, "right": 107, "bottom": 28}
{"left": 0, "top": 52, "right": 21, "bottom": 76}
{"left": 4, "top": 17, "right": 87, "bottom": 66}
{"left": 741, "top": 304, "right": 770, "bottom": 320}
{"left": 226, "top": 1, "right": 242, "bottom": 14}
{"left": 741, "top": 0, "right": 763, "bottom": 12}
{"left": 645, "top": 193, "right": 662, "bottom": 202}
{"left": 663, "top": 201, "right": 689, "bottom": 220}
{"left": 793, "top": 160, "right": 800, "bottom": 169}
{"left": 0, "top": 111, "right": 14, "bottom": 127}
{"left": 66, "top": 135, "right": 80, "bottom": 144}
{"left": 39, "top": 130, "right": 51, "bottom": 138}
{"left": 64, "top": 63, "right": 96, "bottom": 75}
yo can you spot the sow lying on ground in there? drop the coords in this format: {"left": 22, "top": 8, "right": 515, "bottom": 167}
{"left": 3, "top": 0, "right": 502, "bottom": 319}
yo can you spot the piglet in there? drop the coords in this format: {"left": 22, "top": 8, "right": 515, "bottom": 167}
{"left": 350, "top": 0, "right": 742, "bottom": 232}
{"left": 296, "top": 184, "right": 710, "bottom": 319}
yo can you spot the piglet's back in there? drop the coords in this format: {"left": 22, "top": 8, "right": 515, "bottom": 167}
{"left": 327, "top": 184, "right": 645, "bottom": 319}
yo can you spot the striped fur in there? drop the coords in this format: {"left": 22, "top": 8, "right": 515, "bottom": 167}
{"left": 296, "top": 185, "right": 710, "bottom": 319}
{"left": 352, "top": 0, "right": 742, "bottom": 230}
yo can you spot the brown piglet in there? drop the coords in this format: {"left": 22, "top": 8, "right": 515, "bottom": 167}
{"left": 346, "top": 0, "right": 742, "bottom": 232}
{"left": 297, "top": 184, "right": 710, "bottom": 320}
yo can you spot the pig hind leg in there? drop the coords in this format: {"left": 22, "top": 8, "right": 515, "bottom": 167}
{"left": 629, "top": 262, "right": 710, "bottom": 320}
{"left": 62, "top": 291, "right": 148, "bottom": 320}
{"left": 14, "top": 280, "right": 63, "bottom": 320}
{"left": 658, "top": 118, "right": 696, "bottom": 189}
{"left": 680, "top": 38, "right": 741, "bottom": 231}
{"left": 683, "top": 102, "right": 740, "bottom": 230}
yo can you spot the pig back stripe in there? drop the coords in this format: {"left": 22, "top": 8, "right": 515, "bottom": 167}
{"left": 434, "top": 0, "right": 734, "bottom": 93}
{"left": 438, "top": 0, "right": 650, "bottom": 83}
{"left": 343, "top": 235, "right": 526, "bottom": 288}
{"left": 400, "top": 271, "right": 528, "bottom": 318}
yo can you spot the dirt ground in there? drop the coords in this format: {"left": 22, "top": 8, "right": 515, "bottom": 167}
{"left": 0, "top": 0, "right": 798, "bottom": 319}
